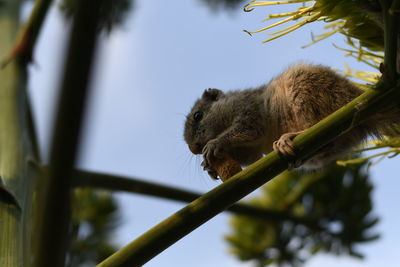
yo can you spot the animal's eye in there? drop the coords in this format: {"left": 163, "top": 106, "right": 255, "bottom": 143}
{"left": 193, "top": 111, "right": 203, "bottom": 121}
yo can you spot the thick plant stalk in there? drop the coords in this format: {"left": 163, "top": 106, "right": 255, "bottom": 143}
{"left": 0, "top": 1, "right": 39, "bottom": 266}
{"left": 34, "top": 1, "right": 103, "bottom": 266}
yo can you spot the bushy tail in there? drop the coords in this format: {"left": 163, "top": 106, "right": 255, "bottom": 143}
{"left": 369, "top": 105, "right": 400, "bottom": 137}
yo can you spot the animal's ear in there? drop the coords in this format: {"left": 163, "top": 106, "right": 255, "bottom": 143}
{"left": 202, "top": 88, "right": 223, "bottom": 101}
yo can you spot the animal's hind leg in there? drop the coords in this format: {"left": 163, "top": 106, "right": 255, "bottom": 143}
{"left": 273, "top": 130, "right": 306, "bottom": 169}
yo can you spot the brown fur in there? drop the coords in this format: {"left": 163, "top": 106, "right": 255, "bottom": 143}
{"left": 184, "top": 63, "right": 394, "bottom": 176}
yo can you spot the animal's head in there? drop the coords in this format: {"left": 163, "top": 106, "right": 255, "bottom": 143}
{"left": 184, "top": 88, "right": 224, "bottom": 154}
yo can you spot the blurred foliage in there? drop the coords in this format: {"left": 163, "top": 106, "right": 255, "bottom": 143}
{"left": 226, "top": 163, "right": 379, "bottom": 266}
{"left": 199, "top": 0, "right": 246, "bottom": 10}
{"left": 59, "top": 0, "right": 133, "bottom": 32}
{"left": 67, "top": 189, "right": 119, "bottom": 267}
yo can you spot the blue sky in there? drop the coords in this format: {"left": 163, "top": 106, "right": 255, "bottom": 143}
{"left": 28, "top": 1, "right": 400, "bottom": 266}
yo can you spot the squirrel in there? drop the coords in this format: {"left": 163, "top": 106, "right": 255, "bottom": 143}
{"left": 183, "top": 63, "right": 394, "bottom": 179}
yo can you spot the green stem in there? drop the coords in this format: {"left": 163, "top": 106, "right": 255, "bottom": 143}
{"left": 34, "top": 1, "right": 103, "bottom": 266}
{"left": 72, "top": 170, "right": 320, "bottom": 226}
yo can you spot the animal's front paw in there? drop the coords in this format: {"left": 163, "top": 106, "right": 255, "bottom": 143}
{"left": 202, "top": 139, "right": 224, "bottom": 168}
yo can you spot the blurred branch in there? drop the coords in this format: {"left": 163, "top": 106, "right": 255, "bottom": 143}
{"left": 34, "top": 0, "right": 104, "bottom": 266}
{"left": 1, "top": 0, "right": 53, "bottom": 67}
{"left": 72, "top": 169, "right": 321, "bottom": 227}
{"left": 199, "top": 0, "right": 245, "bottom": 11}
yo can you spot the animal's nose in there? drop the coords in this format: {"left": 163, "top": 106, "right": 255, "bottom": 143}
{"left": 188, "top": 143, "right": 202, "bottom": 154}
